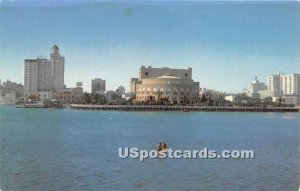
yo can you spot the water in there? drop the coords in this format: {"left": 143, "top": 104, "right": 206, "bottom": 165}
{"left": 0, "top": 106, "right": 299, "bottom": 190}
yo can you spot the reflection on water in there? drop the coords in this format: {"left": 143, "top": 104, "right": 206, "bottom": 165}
{"left": 0, "top": 106, "right": 299, "bottom": 190}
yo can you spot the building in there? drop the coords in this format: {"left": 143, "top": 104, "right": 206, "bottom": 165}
{"left": 225, "top": 95, "right": 236, "bottom": 102}
{"left": 266, "top": 73, "right": 300, "bottom": 97}
{"left": 280, "top": 73, "right": 300, "bottom": 105}
{"left": 0, "top": 91, "right": 16, "bottom": 104}
{"left": 91, "top": 78, "right": 106, "bottom": 94}
{"left": 258, "top": 89, "right": 283, "bottom": 99}
{"left": 268, "top": 74, "right": 281, "bottom": 91}
{"left": 130, "top": 78, "right": 139, "bottom": 96}
{"left": 282, "top": 95, "right": 300, "bottom": 106}
{"left": 258, "top": 74, "right": 284, "bottom": 99}
{"left": 1, "top": 80, "right": 24, "bottom": 97}
{"left": 246, "top": 76, "right": 267, "bottom": 99}
{"left": 258, "top": 73, "right": 300, "bottom": 105}
{"left": 52, "top": 87, "right": 83, "bottom": 104}
{"left": 281, "top": 73, "right": 300, "bottom": 96}
{"left": 76, "top": 82, "right": 83, "bottom": 87}
{"left": 116, "top": 86, "right": 125, "bottom": 96}
{"left": 24, "top": 45, "right": 65, "bottom": 98}
{"left": 51, "top": 45, "right": 65, "bottom": 90}
{"left": 105, "top": 90, "right": 117, "bottom": 103}
{"left": 130, "top": 66, "right": 200, "bottom": 104}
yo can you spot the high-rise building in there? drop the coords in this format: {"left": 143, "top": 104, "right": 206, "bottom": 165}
{"left": 50, "top": 45, "right": 65, "bottom": 90}
{"left": 116, "top": 85, "right": 125, "bottom": 96}
{"left": 91, "top": 78, "right": 106, "bottom": 94}
{"left": 281, "top": 74, "right": 300, "bottom": 96}
{"left": 247, "top": 76, "right": 267, "bottom": 98}
{"left": 267, "top": 74, "right": 281, "bottom": 91}
{"left": 259, "top": 73, "right": 300, "bottom": 105}
{"left": 24, "top": 45, "right": 65, "bottom": 98}
{"left": 258, "top": 74, "right": 284, "bottom": 98}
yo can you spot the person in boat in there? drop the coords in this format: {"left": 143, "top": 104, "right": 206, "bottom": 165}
{"left": 157, "top": 142, "right": 162, "bottom": 152}
{"left": 162, "top": 142, "right": 168, "bottom": 150}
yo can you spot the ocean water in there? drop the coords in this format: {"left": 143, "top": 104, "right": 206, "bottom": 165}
{"left": 0, "top": 105, "right": 299, "bottom": 191}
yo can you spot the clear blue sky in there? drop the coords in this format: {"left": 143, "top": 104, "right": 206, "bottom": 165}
{"left": 0, "top": 1, "right": 299, "bottom": 93}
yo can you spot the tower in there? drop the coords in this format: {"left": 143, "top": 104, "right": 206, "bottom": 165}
{"left": 50, "top": 45, "right": 65, "bottom": 90}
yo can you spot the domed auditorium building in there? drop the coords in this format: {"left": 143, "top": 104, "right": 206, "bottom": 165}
{"left": 130, "top": 66, "right": 200, "bottom": 104}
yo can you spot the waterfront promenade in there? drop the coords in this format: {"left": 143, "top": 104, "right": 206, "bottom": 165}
{"left": 70, "top": 104, "right": 299, "bottom": 112}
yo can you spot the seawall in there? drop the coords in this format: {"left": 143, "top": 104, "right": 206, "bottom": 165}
{"left": 70, "top": 104, "right": 299, "bottom": 112}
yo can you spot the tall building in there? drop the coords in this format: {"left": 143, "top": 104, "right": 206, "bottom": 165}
{"left": 258, "top": 73, "right": 300, "bottom": 105}
{"left": 281, "top": 73, "right": 300, "bottom": 96}
{"left": 262, "top": 73, "right": 300, "bottom": 98}
{"left": 24, "top": 45, "right": 65, "bottom": 98}
{"left": 258, "top": 74, "right": 284, "bottom": 99}
{"left": 116, "top": 86, "right": 125, "bottom": 96}
{"left": 268, "top": 74, "right": 281, "bottom": 91}
{"left": 247, "top": 76, "right": 267, "bottom": 98}
{"left": 51, "top": 45, "right": 65, "bottom": 90}
{"left": 130, "top": 66, "right": 200, "bottom": 104}
{"left": 91, "top": 78, "right": 106, "bottom": 94}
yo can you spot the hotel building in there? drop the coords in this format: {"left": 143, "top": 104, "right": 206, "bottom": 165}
{"left": 91, "top": 78, "right": 106, "bottom": 94}
{"left": 280, "top": 73, "right": 300, "bottom": 96}
{"left": 24, "top": 45, "right": 65, "bottom": 98}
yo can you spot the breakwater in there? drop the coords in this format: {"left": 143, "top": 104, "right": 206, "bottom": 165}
{"left": 70, "top": 104, "right": 299, "bottom": 112}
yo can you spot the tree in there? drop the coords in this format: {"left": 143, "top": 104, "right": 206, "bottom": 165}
{"left": 200, "top": 94, "right": 207, "bottom": 103}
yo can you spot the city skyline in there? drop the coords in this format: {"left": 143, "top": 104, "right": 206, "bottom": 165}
{"left": 0, "top": 1, "right": 299, "bottom": 93}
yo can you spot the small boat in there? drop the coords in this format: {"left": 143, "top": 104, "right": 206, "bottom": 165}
{"left": 158, "top": 148, "right": 168, "bottom": 154}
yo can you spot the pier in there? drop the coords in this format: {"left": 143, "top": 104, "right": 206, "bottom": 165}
{"left": 70, "top": 104, "right": 299, "bottom": 112}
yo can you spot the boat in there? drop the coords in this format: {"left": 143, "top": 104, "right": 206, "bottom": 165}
{"left": 158, "top": 148, "right": 168, "bottom": 154}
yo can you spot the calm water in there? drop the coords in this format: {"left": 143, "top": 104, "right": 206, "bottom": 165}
{"left": 0, "top": 106, "right": 299, "bottom": 191}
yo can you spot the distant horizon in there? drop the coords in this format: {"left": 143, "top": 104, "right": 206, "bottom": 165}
{"left": 0, "top": 1, "right": 299, "bottom": 93}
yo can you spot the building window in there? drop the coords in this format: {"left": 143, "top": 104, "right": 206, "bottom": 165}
{"left": 145, "top": 72, "right": 148, "bottom": 76}
{"left": 185, "top": 73, "right": 188, "bottom": 77}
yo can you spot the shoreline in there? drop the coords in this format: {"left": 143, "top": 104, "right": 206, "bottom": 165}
{"left": 70, "top": 104, "right": 299, "bottom": 112}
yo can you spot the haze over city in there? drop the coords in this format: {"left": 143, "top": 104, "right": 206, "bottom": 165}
{"left": 0, "top": 1, "right": 299, "bottom": 93}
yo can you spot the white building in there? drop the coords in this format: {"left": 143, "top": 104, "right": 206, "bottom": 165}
{"left": 24, "top": 45, "right": 65, "bottom": 98}
{"left": 258, "top": 74, "right": 284, "bottom": 99}
{"left": 225, "top": 95, "right": 235, "bottom": 102}
{"left": 91, "top": 78, "right": 106, "bottom": 94}
{"left": 280, "top": 73, "right": 300, "bottom": 105}
{"left": 247, "top": 76, "right": 267, "bottom": 99}
{"left": 281, "top": 73, "right": 300, "bottom": 96}
{"left": 260, "top": 73, "right": 300, "bottom": 105}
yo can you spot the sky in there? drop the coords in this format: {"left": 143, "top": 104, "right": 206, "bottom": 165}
{"left": 0, "top": 1, "right": 299, "bottom": 93}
